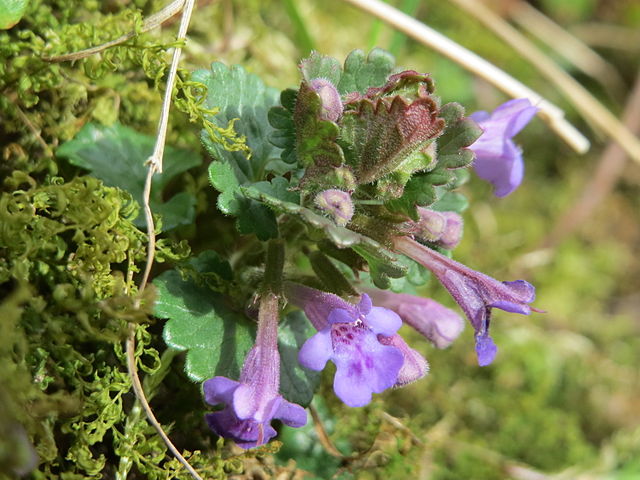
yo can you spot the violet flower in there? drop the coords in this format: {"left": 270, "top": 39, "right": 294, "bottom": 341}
{"left": 203, "top": 293, "right": 307, "bottom": 449}
{"left": 394, "top": 236, "right": 536, "bottom": 366}
{"left": 285, "top": 284, "right": 405, "bottom": 407}
{"left": 364, "top": 288, "right": 465, "bottom": 349}
{"left": 469, "top": 99, "right": 538, "bottom": 197}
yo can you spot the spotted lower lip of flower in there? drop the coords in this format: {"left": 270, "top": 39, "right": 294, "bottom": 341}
{"left": 393, "top": 236, "right": 537, "bottom": 366}
{"left": 203, "top": 293, "right": 307, "bottom": 449}
{"left": 286, "top": 284, "right": 405, "bottom": 407}
{"left": 469, "top": 98, "right": 538, "bottom": 197}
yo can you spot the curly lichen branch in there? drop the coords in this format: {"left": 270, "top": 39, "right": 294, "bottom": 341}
{"left": 126, "top": 1, "right": 203, "bottom": 479}
{"left": 42, "top": 0, "right": 187, "bottom": 63}
{"left": 339, "top": 0, "right": 590, "bottom": 155}
{"left": 448, "top": 0, "right": 640, "bottom": 165}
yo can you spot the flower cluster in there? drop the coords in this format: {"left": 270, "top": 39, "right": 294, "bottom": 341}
{"left": 198, "top": 51, "right": 541, "bottom": 450}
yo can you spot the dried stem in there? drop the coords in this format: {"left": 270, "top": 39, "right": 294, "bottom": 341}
{"left": 308, "top": 404, "right": 344, "bottom": 458}
{"left": 543, "top": 70, "right": 640, "bottom": 248}
{"left": 43, "top": 0, "right": 187, "bottom": 63}
{"left": 448, "top": 0, "right": 640, "bottom": 165}
{"left": 125, "top": 1, "right": 203, "bottom": 479}
{"left": 339, "top": 0, "right": 590, "bottom": 154}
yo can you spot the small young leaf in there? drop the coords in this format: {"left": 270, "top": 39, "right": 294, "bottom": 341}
{"left": 341, "top": 91, "right": 444, "bottom": 185}
{"left": 338, "top": 48, "right": 396, "bottom": 95}
{"left": 299, "top": 51, "right": 342, "bottom": 86}
{"left": 155, "top": 252, "right": 256, "bottom": 382}
{"left": 56, "top": 122, "right": 201, "bottom": 231}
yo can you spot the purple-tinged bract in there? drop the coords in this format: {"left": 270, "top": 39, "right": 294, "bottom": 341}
{"left": 469, "top": 99, "right": 538, "bottom": 197}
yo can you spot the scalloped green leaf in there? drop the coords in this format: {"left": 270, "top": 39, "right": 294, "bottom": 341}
{"left": 208, "top": 161, "right": 278, "bottom": 240}
{"left": 155, "top": 252, "right": 256, "bottom": 382}
{"left": 337, "top": 48, "right": 396, "bottom": 95}
{"left": 193, "top": 62, "right": 282, "bottom": 181}
{"left": 436, "top": 102, "right": 482, "bottom": 170}
{"left": 56, "top": 122, "right": 200, "bottom": 231}
{"left": 299, "top": 51, "right": 342, "bottom": 86}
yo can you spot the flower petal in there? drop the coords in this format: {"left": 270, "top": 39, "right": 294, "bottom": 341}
{"left": 364, "top": 306, "right": 402, "bottom": 336}
{"left": 332, "top": 330, "right": 403, "bottom": 406}
{"left": 298, "top": 328, "right": 333, "bottom": 371}
{"left": 327, "top": 307, "right": 355, "bottom": 324}
{"left": 203, "top": 376, "right": 240, "bottom": 406}
{"left": 475, "top": 334, "right": 498, "bottom": 366}
{"left": 377, "top": 334, "right": 427, "bottom": 386}
{"left": 275, "top": 400, "right": 308, "bottom": 428}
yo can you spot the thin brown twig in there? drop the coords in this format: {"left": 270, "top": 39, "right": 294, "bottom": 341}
{"left": 507, "top": 0, "right": 625, "bottom": 95}
{"left": 543, "top": 70, "right": 640, "bottom": 248}
{"left": 308, "top": 404, "right": 344, "bottom": 458}
{"left": 124, "top": 0, "right": 202, "bottom": 479}
{"left": 9, "top": 94, "right": 54, "bottom": 157}
{"left": 43, "top": 0, "right": 187, "bottom": 63}
{"left": 448, "top": 0, "right": 640, "bottom": 165}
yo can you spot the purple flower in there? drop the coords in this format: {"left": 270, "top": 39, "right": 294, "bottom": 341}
{"left": 203, "top": 294, "right": 307, "bottom": 449}
{"left": 309, "top": 78, "right": 343, "bottom": 122}
{"left": 394, "top": 236, "right": 536, "bottom": 366}
{"left": 286, "top": 284, "right": 404, "bottom": 407}
{"left": 365, "top": 288, "right": 465, "bottom": 349}
{"left": 469, "top": 99, "right": 538, "bottom": 197}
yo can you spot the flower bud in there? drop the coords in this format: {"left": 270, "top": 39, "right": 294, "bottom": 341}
{"left": 315, "top": 189, "right": 354, "bottom": 227}
{"left": 309, "top": 78, "right": 343, "bottom": 122}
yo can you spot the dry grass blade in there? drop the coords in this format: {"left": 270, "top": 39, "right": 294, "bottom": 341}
{"left": 448, "top": 0, "right": 640, "bottom": 165}
{"left": 543, "top": 71, "right": 640, "bottom": 248}
{"left": 339, "top": 0, "right": 590, "bottom": 155}
{"left": 507, "top": 0, "right": 625, "bottom": 95}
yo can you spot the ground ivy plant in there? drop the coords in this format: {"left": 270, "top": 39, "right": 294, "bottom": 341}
{"left": 151, "top": 48, "right": 540, "bottom": 449}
